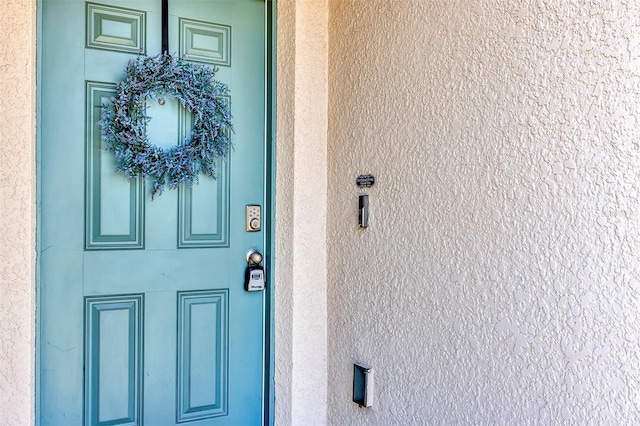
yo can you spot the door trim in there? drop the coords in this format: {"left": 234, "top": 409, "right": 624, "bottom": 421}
{"left": 264, "top": 1, "right": 276, "bottom": 424}
{"left": 35, "top": 0, "right": 44, "bottom": 422}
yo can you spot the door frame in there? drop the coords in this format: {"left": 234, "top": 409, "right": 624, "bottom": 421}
{"left": 34, "top": 0, "right": 278, "bottom": 424}
{"left": 265, "top": 1, "right": 276, "bottom": 424}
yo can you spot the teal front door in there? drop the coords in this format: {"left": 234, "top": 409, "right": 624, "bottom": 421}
{"left": 39, "top": 1, "right": 268, "bottom": 424}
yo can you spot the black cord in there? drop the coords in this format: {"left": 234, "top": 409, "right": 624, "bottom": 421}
{"left": 162, "top": 0, "right": 168, "bottom": 55}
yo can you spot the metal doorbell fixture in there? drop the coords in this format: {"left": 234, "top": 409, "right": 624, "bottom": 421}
{"left": 356, "top": 174, "right": 374, "bottom": 229}
{"left": 358, "top": 195, "right": 369, "bottom": 228}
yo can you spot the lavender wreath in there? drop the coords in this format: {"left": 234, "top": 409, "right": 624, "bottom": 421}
{"left": 100, "top": 54, "right": 233, "bottom": 197}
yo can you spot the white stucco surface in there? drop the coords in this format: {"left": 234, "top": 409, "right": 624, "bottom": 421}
{"left": 328, "top": 1, "right": 640, "bottom": 424}
{"left": 274, "top": 2, "right": 296, "bottom": 423}
{"left": 275, "top": 0, "right": 329, "bottom": 424}
{"left": 0, "top": 0, "right": 36, "bottom": 424}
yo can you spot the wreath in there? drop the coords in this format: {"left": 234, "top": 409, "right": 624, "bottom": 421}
{"left": 100, "top": 54, "right": 233, "bottom": 197}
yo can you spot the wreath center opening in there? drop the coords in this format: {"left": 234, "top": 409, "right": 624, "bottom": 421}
{"left": 145, "top": 97, "right": 190, "bottom": 150}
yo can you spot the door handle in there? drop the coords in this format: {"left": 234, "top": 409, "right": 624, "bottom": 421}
{"left": 246, "top": 249, "right": 263, "bottom": 265}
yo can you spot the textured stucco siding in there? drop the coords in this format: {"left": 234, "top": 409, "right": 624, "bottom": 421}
{"left": 275, "top": 1, "right": 296, "bottom": 423}
{"left": 276, "top": 0, "right": 329, "bottom": 424}
{"left": 328, "top": 1, "right": 640, "bottom": 424}
{"left": 0, "top": 0, "right": 36, "bottom": 424}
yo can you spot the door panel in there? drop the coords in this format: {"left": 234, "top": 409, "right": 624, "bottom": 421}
{"left": 85, "top": 81, "right": 144, "bottom": 249}
{"left": 39, "top": 1, "right": 266, "bottom": 425}
{"left": 84, "top": 295, "right": 143, "bottom": 425}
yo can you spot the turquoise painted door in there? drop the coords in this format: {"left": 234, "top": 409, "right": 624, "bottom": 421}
{"left": 39, "top": 1, "right": 267, "bottom": 424}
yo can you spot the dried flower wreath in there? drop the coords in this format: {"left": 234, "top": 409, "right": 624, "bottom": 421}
{"left": 100, "top": 54, "right": 233, "bottom": 197}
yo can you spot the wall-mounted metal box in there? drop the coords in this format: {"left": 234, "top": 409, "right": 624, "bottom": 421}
{"left": 353, "top": 363, "right": 374, "bottom": 408}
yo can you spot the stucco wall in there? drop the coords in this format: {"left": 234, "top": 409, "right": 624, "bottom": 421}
{"left": 328, "top": 1, "right": 640, "bottom": 424}
{"left": 275, "top": 0, "right": 329, "bottom": 424}
{"left": 0, "top": 0, "right": 36, "bottom": 424}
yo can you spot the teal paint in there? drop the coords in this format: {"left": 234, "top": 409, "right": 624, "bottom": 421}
{"left": 84, "top": 295, "right": 144, "bottom": 425}
{"left": 35, "top": 0, "right": 43, "bottom": 420}
{"left": 38, "top": 1, "right": 269, "bottom": 424}
{"left": 178, "top": 164, "right": 229, "bottom": 248}
{"left": 85, "top": 82, "right": 144, "bottom": 249}
{"left": 176, "top": 97, "right": 230, "bottom": 248}
{"left": 85, "top": 2, "right": 146, "bottom": 55}
{"left": 177, "top": 290, "right": 229, "bottom": 421}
